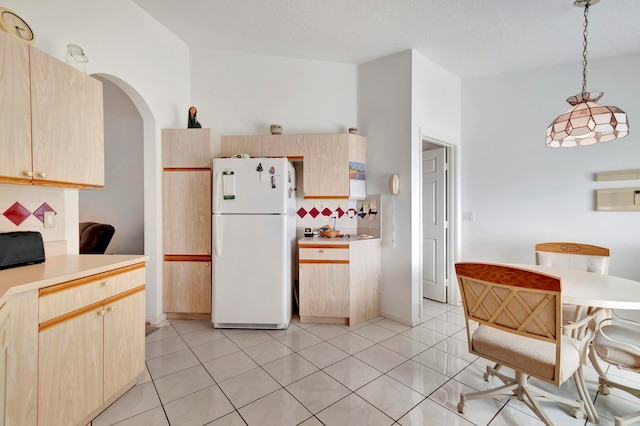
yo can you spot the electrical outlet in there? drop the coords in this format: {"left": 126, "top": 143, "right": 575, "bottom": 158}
{"left": 462, "top": 211, "right": 475, "bottom": 222}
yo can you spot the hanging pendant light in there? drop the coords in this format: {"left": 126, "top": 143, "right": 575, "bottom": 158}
{"left": 546, "top": 0, "right": 629, "bottom": 148}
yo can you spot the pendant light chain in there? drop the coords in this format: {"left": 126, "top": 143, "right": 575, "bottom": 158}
{"left": 581, "top": 3, "right": 589, "bottom": 97}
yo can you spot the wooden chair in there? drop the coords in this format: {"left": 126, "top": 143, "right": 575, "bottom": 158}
{"left": 535, "top": 242, "right": 610, "bottom": 326}
{"left": 455, "top": 262, "right": 597, "bottom": 425}
{"left": 589, "top": 316, "right": 640, "bottom": 425}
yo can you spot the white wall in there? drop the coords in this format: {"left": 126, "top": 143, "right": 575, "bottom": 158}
{"left": 190, "top": 49, "right": 358, "bottom": 134}
{"left": 358, "top": 51, "right": 414, "bottom": 324}
{"left": 411, "top": 52, "right": 462, "bottom": 315}
{"left": 462, "top": 52, "right": 640, "bottom": 282}
{"left": 358, "top": 51, "right": 461, "bottom": 325}
{"left": 3, "top": 0, "right": 192, "bottom": 323}
{"left": 79, "top": 77, "right": 144, "bottom": 255}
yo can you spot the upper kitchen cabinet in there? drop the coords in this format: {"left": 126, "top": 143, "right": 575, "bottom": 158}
{"left": 221, "top": 135, "right": 263, "bottom": 158}
{"left": 0, "top": 31, "right": 32, "bottom": 185}
{"left": 162, "top": 128, "right": 221, "bottom": 168}
{"left": 303, "top": 134, "right": 366, "bottom": 199}
{"left": 262, "top": 134, "right": 303, "bottom": 159}
{"left": 0, "top": 30, "right": 104, "bottom": 188}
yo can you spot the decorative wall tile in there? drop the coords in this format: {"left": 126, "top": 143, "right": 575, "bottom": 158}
{"left": 295, "top": 195, "right": 381, "bottom": 236}
{"left": 3, "top": 202, "right": 31, "bottom": 226}
{"left": 33, "top": 202, "right": 56, "bottom": 223}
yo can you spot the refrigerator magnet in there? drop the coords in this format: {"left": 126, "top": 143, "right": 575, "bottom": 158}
{"left": 222, "top": 170, "right": 236, "bottom": 200}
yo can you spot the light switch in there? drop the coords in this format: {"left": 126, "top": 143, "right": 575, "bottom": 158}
{"left": 44, "top": 211, "right": 56, "bottom": 228}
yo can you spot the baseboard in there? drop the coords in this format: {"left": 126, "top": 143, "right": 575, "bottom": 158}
{"left": 380, "top": 310, "right": 413, "bottom": 327}
{"left": 146, "top": 312, "right": 167, "bottom": 325}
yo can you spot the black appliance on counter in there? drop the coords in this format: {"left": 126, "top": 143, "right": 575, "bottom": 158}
{"left": 0, "top": 231, "right": 45, "bottom": 270}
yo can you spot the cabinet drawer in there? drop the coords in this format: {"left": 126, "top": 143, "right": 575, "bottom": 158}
{"left": 299, "top": 246, "right": 349, "bottom": 262}
{"left": 39, "top": 264, "right": 145, "bottom": 323}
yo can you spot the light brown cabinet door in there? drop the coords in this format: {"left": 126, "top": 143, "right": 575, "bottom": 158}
{"left": 221, "top": 135, "right": 263, "bottom": 157}
{"left": 302, "top": 134, "right": 350, "bottom": 198}
{"left": 0, "top": 31, "right": 32, "bottom": 183}
{"left": 262, "top": 134, "right": 303, "bottom": 159}
{"left": 163, "top": 262, "right": 211, "bottom": 313}
{"left": 103, "top": 290, "right": 145, "bottom": 401}
{"left": 30, "top": 47, "right": 104, "bottom": 188}
{"left": 38, "top": 309, "right": 103, "bottom": 426}
{"left": 163, "top": 128, "right": 218, "bottom": 168}
{"left": 299, "top": 263, "right": 350, "bottom": 318}
{"left": 348, "top": 134, "right": 366, "bottom": 164}
{"left": 163, "top": 170, "right": 211, "bottom": 254}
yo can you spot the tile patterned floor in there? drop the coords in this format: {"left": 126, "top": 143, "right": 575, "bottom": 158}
{"left": 91, "top": 300, "right": 640, "bottom": 425}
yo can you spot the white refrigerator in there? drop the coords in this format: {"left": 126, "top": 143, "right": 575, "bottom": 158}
{"left": 211, "top": 157, "right": 296, "bottom": 329}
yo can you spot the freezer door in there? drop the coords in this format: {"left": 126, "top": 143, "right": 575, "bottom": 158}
{"left": 213, "top": 158, "right": 292, "bottom": 214}
{"left": 212, "top": 214, "right": 291, "bottom": 328}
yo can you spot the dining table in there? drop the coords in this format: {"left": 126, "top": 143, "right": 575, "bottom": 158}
{"left": 505, "top": 263, "right": 640, "bottom": 311}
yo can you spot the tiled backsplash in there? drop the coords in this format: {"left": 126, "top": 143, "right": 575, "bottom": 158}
{"left": 0, "top": 184, "right": 65, "bottom": 241}
{"left": 296, "top": 194, "right": 380, "bottom": 236}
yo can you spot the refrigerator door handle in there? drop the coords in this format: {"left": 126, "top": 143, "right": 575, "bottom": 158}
{"left": 212, "top": 171, "right": 221, "bottom": 213}
{"left": 213, "top": 214, "right": 221, "bottom": 256}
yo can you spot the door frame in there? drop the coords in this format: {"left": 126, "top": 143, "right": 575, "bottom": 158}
{"left": 418, "top": 136, "right": 461, "bottom": 319}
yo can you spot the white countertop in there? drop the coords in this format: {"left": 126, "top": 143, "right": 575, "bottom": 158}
{"left": 0, "top": 254, "right": 148, "bottom": 300}
{"left": 298, "top": 236, "right": 380, "bottom": 245}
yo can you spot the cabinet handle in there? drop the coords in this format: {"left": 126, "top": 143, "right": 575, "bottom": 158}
{"left": 204, "top": 163, "right": 210, "bottom": 167}
{"left": 98, "top": 309, "right": 106, "bottom": 316}
{"left": 39, "top": 172, "right": 47, "bottom": 178}
{"left": 24, "top": 171, "right": 33, "bottom": 177}
{"left": 319, "top": 250, "right": 324, "bottom": 253}
{"left": 102, "top": 281, "right": 111, "bottom": 287}
{"left": 107, "top": 306, "right": 116, "bottom": 312}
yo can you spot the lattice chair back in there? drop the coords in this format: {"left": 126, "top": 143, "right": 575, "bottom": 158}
{"left": 456, "top": 262, "right": 563, "bottom": 386}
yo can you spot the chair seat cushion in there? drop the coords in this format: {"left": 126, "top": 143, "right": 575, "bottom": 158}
{"left": 472, "top": 325, "right": 580, "bottom": 382}
{"left": 593, "top": 324, "right": 640, "bottom": 369}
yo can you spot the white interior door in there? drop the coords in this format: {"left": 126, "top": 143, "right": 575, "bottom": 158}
{"left": 422, "top": 147, "right": 448, "bottom": 302}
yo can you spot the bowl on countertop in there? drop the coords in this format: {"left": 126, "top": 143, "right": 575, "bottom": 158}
{"left": 321, "top": 230, "right": 340, "bottom": 238}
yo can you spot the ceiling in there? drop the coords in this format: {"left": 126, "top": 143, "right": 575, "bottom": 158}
{"left": 132, "top": 0, "right": 640, "bottom": 79}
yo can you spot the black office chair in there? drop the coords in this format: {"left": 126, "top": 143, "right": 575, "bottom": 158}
{"left": 79, "top": 222, "right": 115, "bottom": 254}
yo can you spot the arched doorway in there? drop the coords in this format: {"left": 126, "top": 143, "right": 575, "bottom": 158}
{"left": 79, "top": 76, "right": 144, "bottom": 254}
{"left": 79, "top": 73, "right": 164, "bottom": 324}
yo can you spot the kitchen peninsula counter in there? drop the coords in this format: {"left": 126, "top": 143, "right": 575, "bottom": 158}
{"left": 0, "top": 254, "right": 148, "bottom": 426}
{"left": 298, "top": 236, "right": 380, "bottom": 325}
{"left": 0, "top": 254, "right": 148, "bottom": 301}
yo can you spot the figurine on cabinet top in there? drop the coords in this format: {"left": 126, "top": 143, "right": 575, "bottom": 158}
{"left": 187, "top": 106, "right": 202, "bottom": 128}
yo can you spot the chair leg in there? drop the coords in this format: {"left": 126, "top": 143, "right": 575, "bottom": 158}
{"left": 589, "top": 342, "right": 611, "bottom": 395}
{"left": 615, "top": 410, "right": 640, "bottom": 426}
{"left": 520, "top": 385, "right": 554, "bottom": 426}
{"left": 483, "top": 363, "right": 502, "bottom": 381}
{"left": 573, "top": 366, "right": 598, "bottom": 423}
{"left": 460, "top": 369, "right": 586, "bottom": 426}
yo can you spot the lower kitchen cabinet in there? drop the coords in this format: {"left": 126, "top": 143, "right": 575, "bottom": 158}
{"left": 0, "top": 303, "right": 10, "bottom": 426}
{"left": 103, "top": 290, "right": 145, "bottom": 400}
{"left": 37, "top": 263, "right": 145, "bottom": 426}
{"left": 298, "top": 238, "right": 380, "bottom": 325}
{"left": 163, "top": 261, "right": 211, "bottom": 314}
{"left": 38, "top": 305, "right": 103, "bottom": 426}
